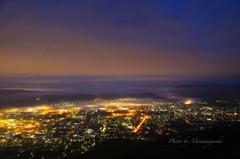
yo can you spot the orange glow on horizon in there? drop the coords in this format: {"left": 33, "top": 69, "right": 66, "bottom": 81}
{"left": 184, "top": 100, "right": 193, "bottom": 105}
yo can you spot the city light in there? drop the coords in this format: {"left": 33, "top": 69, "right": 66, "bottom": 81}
{"left": 0, "top": 98, "right": 239, "bottom": 158}
{"left": 133, "top": 115, "right": 148, "bottom": 133}
{"left": 184, "top": 100, "right": 193, "bottom": 105}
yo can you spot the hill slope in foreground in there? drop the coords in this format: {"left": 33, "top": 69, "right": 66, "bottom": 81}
{"left": 0, "top": 124, "right": 240, "bottom": 159}
{"left": 82, "top": 124, "right": 240, "bottom": 159}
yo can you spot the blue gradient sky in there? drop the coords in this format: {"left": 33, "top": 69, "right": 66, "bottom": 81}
{"left": 0, "top": 0, "right": 240, "bottom": 76}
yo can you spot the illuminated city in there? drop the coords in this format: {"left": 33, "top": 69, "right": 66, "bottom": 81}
{"left": 1, "top": 0, "right": 240, "bottom": 158}
{"left": 0, "top": 97, "right": 239, "bottom": 158}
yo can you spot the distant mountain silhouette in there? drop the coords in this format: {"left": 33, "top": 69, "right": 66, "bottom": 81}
{"left": 0, "top": 91, "right": 163, "bottom": 108}
{"left": 127, "top": 92, "right": 161, "bottom": 98}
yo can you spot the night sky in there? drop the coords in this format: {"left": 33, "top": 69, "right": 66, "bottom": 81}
{"left": 0, "top": 0, "right": 240, "bottom": 76}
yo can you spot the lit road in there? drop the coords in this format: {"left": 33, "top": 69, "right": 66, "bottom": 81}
{"left": 133, "top": 115, "right": 148, "bottom": 133}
